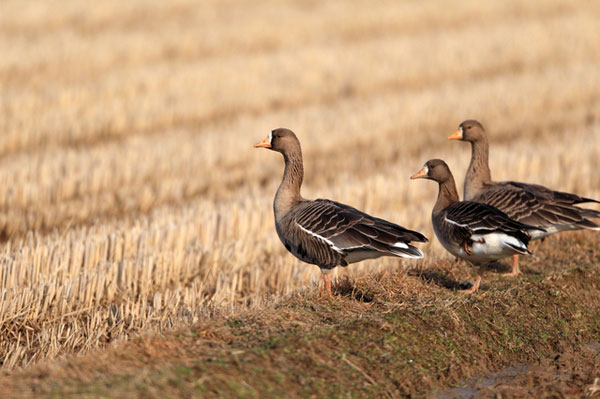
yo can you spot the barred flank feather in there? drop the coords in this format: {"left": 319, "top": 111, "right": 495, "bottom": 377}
{"left": 474, "top": 182, "right": 600, "bottom": 234}
{"left": 289, "top": 199, "right": 427, "bottom": 269}
{"left": 437, "top": 200, "right": 544, "bottom": 247}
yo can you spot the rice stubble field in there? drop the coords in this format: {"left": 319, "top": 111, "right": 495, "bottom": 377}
{"left": 0, "top": 0, "right": 599, "bottom": 396}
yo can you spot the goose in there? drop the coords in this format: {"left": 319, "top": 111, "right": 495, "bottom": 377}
{"left": 254, "top": 128, "right": 428, "bottom": 298}
{"left": 449, "top": 120, "right": 600, "bottom": 276}
{"left": 411, "top": 159, "right": 543, "bottom": 293}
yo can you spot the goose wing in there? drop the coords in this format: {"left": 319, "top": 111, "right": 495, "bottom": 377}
{"left": 475, "top": 182, "right": 600, "bottom": 229}
{"left": 293, "top": 199, "right": 427, "bottom": 261}
{"left": 442, "top": 201, "right": 543, "bottom": 245}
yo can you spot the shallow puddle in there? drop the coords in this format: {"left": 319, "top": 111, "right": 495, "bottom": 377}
{"left": 432, "top": 342, "right": 600, "bottom": 399}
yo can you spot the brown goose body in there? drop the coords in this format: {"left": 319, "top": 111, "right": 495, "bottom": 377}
{"left": 255, "top": 128, "right": 427, "bottom": 296}
{"left": 451, "top": 120, "right": 600, "bottom": 239}
{"left": 411, "top": 159, "right": 542, "bottom": 292}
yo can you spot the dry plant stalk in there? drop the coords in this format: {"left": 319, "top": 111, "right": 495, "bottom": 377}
{"left": 0, "top": 0, "right": 599, "bottom": 369}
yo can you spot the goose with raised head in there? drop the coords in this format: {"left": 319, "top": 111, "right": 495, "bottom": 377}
{"left": 411, "top": 159, "right": 543, "bottom": 293}
{"left": 449, "top": 120, "right": 600, "bottom": 276}
{"left": 255, "top": 128, "right": 428, "bottom": 298}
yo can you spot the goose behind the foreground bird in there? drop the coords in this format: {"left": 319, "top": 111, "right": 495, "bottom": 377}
{"left": 255, "top": 128, "right": 428, "bottom": 297}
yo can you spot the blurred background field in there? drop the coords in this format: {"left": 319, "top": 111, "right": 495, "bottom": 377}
{"left": 0, "top": 0, "right": 599, "bottom": 369}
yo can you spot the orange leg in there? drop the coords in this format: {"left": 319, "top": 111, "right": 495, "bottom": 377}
{"left": 324, "top": 274, "right": 332, "bottom": 298}
{"left": 317, "top": 274, "right": 333, "bottom": 300}
{"left": 461, "top": 265, "right": 485, "bottom": 294}
{"left": 502, "top": 254, "right": 521, "bottom": 277}
{"left": 460, "top": 275, "right": 481, "bottom": 294}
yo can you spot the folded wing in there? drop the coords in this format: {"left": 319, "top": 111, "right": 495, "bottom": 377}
{"left": 442, "top": 201, "right": 544, "bottom": 246}
{"left": 474, "top": 182, "right": 600, "bottom": 231}
{"left": 293, "top": 199, "right": 428, "bottom": 264}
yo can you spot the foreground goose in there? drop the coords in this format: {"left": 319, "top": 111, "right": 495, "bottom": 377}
{"left": 449, "top": 120, "right": 600, "bottom": 276}
{"left": 255, "top": 128, "right": 428, "bottom": 297}
{"left": 411, "top": 159, "right": 543, "bottom": 293}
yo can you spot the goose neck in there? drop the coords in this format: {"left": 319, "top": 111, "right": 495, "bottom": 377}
{"left": 464, "top": 138, "right": 492, "bottom": 200}
{"left": 274, "top": 150, "right": 304, "bottom": 219}
{"left": 433, "top": 176, "right": 460, "bottom": 216}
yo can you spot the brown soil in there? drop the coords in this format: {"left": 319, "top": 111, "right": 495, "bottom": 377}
{"left": 433, "top": 342, "right": 600, "bottom": 398}
{"left": 0, "top": 232, "right": 599, "bottom": 398}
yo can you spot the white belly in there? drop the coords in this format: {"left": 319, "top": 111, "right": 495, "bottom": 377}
{"left": 434, "top": 224, "right": 526, "bottom": 264}
{"left": 468, "top": 233, "right": 526, "bottom": 262}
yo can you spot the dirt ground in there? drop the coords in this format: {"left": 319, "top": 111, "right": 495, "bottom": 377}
{"left": 434, "top": 342, "right": 600, "bottom": 399}
{"left": 2, "top": 0, "right": 600, "bottom": 373}
{"left": 0, "top": 232, "right": 598, "bottom": 398}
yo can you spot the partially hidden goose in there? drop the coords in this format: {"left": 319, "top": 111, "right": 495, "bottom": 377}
{"left": 449, "top": 120, "right": 600, "bottom": 276}
{"left": 255, "top": 128, "right": 428, "bottom": 298}
{"left": 411, "top": 159, "right": 543, "bottom": 293}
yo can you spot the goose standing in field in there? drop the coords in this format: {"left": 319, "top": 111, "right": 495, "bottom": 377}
{"left": 411, "top": 159, "right": 543, "bottom": 293}
{"left": 254, "top": 128, "right": 428, "bottom": 298}
{"left": 449, "top": 120, "right": 600, "bottom": 276}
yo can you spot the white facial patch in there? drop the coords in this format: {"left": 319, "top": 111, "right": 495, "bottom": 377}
{"left": 268, "top": 131, "right": 273, "bottom": 144}
{"left": 459, "top": 126, "right": 464, "bottom": 136}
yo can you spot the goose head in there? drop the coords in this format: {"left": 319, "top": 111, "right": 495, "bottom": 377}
{"left": 254, "top": 128, "right": 300, "bottom": 154}
{"left": 410, "top": 159, "right": 453, "bottom": 183}
{"left": 448, "top": 120, "right": 486, "bottom": 143}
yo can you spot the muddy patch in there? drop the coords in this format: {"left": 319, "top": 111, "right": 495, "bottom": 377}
{"left": 432, "top": 343, "right": 600, "bottom": 398}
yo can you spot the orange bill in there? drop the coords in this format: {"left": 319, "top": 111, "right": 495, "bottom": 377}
{"left": 254, "top": 136, "right": 271, "bottom": 148}
{"left": 448, "top": 129, "right": 463, "bottom": 140}
{"left": 410, "top": 166, "right": 428, "bottom": 179}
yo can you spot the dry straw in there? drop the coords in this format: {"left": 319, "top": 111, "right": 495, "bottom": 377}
{"left": 0, "top": 0, "right": 599, "bottom": 369}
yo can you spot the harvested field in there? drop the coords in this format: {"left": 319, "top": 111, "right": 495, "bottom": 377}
{"left": 0, "top": 0, "right": 599, "bottom": 395}
{"left": 1, "top": 232, "right": 599, "bottom": 397}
